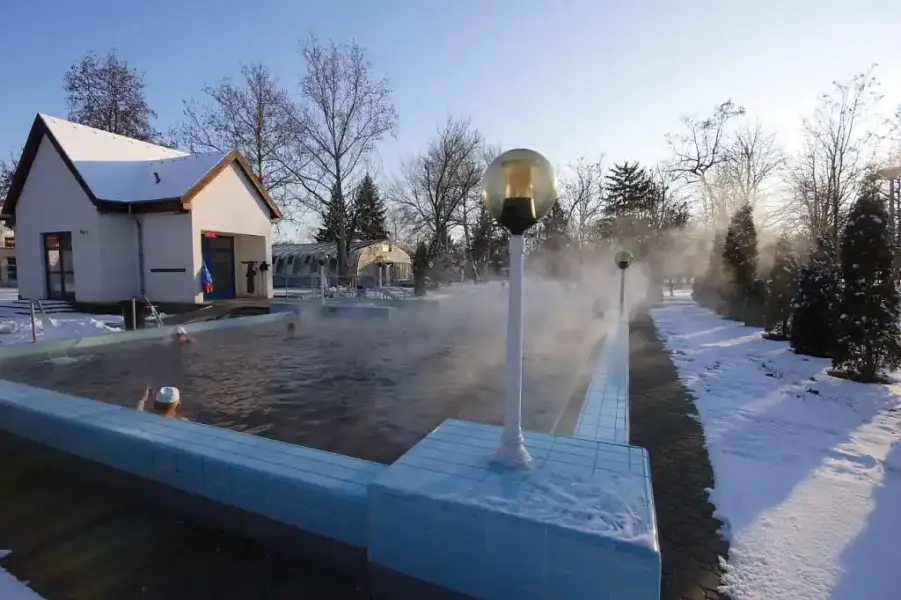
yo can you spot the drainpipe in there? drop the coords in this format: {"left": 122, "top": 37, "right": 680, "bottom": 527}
{"left": 129, "top": 205, "right": 146, "bottom": 297}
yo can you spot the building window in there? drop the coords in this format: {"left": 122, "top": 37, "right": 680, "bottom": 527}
{"left": 6, "top": 257, "right": 16, "bottom": 282}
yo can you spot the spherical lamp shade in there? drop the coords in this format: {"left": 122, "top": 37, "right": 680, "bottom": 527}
{"left": 615, "top": 250, "right": 633, "bottom": 270}
{"left": 316, "top": 255, "right": 327, "bottom": 266}
{"left": 482, "top": 149, "right": 558, "bottom": 235}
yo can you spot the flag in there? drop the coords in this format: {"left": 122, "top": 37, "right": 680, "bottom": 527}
{"left": 201, "top": 262, "right": 214, "bottom": 294}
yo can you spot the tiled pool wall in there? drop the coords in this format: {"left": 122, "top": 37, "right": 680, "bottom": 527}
{"left": 0, "top": 311, "right": 659, "bottom": 599}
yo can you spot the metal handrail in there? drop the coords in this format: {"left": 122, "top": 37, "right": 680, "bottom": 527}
{"left": 143, "top": 296, "right": 164, "bottom": 327}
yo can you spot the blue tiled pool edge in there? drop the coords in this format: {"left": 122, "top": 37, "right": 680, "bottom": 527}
{"left": 0, "top": 315, "right": 659, "bottom": 599}
{"left": 574, "top": 316, "right": 631, "bottom": 444}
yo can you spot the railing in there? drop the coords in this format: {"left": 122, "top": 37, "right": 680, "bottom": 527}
{"left": 29, "top": 300, "right": 53, "bottom": 343}
{"left": 144, "top": 296, "right": 164, "bottom": 327}
{"left": 273, "top": 274, "right": 415, "bottom": 301}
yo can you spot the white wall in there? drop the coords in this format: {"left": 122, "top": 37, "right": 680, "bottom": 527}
{"left": 140, "top": 212, "right": 195, "bottom": 303}
{"left": 97, "top": 213, "right": 139, "bottom": 301}
{"left": 190, "top": 163, "right": 274, "bottom": 302}
{"left": 14, "top": 136, "right": 102, "bottom": 302}
{"left": 234, "top": 234, "right": 268, "bottom": 297}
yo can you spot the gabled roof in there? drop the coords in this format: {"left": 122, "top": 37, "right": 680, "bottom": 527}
{"left": 1, "top": 114, "right": 281, "bottom": 219}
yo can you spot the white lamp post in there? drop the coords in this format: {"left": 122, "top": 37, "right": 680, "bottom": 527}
{"left": 482, "top": 148, "right": 558, "bottom": 468}
{"left": 375, "top": 257, "right": 385, "bottom": 289}
{"left": 615, "top": 249, "right": 633, "bottom": 317}
{"left": 384, "top": 259, "right": 394, "bottom": 287}
{"left": 317, "top": 255, "right": 327, "bottom": 304}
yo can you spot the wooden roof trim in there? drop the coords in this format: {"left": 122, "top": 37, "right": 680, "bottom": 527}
{"left": 180, "top": 150, "right": 282, "bottom": 220}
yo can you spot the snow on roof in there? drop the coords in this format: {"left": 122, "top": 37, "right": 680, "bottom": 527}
{"left": 40, "top": 114, "right": 186, "bottom": 162}
{"left": 74, "top": 152, "right": 229, "bottom": 203}
{"left": 39, "top": 114, "right": 228, "bottom": 203}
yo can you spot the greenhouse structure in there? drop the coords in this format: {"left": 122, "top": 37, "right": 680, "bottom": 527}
{"left": 272, "top": 240, "right": 412, "bottom": 289}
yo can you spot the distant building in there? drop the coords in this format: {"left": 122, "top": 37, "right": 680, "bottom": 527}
{"left": 272, "top": 240, "right": 412, "bottom": 288}
{"left": 0, "top": 198, "right": 14, "bottom": 287}
{"left": 0, "top": 114, "right": 281, "bottom": 304}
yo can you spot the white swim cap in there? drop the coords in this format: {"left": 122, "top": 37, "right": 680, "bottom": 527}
{"left": 175, "top": 326, "right": 188, "bottom": 336}
{"left": 155, "top": 386, "right": 181, "bottom": 405}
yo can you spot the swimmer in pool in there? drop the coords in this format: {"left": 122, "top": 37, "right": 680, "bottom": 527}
{"left": 136, "top": 386, "right": 184, "bottom": 419}
{"left": 174, "top": 326, "right": 192, "bottom": 344}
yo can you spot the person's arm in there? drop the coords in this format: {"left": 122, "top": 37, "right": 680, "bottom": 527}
{"left": 136, "top": 386, "right": 153, "bottom": 411}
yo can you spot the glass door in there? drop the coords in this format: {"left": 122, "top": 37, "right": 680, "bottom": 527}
{"left": 43, "top": 232, "right": 74, "bottom": 301}
{"left": 201, "top": 234, "right": 236, "bottom": 300}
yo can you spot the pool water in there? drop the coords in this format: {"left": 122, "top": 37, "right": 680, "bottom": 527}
{"left": 0, "top": 286, "right": 607, "bottom": 463}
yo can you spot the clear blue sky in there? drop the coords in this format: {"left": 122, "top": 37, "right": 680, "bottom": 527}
{"left": 2, "top": 0, "right": 900, "bottom": 175}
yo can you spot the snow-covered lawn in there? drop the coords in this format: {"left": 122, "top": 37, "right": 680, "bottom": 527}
{"left": 0, "top": 552, "right": 44, "bottom": 599}
{"left": 651, "top": 291, "right": 901, "bottom": 600}
{"left": 0, "top": 288, "right": 123, "bottom": 346}
{"left": 0, "top": 315, "right": 123, "bottom": 346}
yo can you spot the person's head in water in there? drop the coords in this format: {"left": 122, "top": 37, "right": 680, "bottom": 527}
{"left": 151, "top": 386, "right": 181, "bottom": 418}
{"left": 174, "top": 326, "right": 190, "bottom": 344}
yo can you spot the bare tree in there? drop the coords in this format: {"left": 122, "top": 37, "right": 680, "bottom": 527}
{"left": 63, "top": 50, "right": 158, "bottom": 141}
{"left": 281, "top": 35, "right": 398, "bottom": 275}
{"left": 390, "top": 117, "right": 484, "bottom": 265}
{"left": 559, "top": 157, "right": 606, "bottom": 244}
{"left": 790, "top": 67, "right": 881, "bottom": 243}
{"left": 667, "top": 100, "right": 746, "bottom": 224}
{"left": 718, "top": 121, "right": 784, "bottom": 210}
{"left": 0, "top": 154, "right": 17, "bottom": 200}
{"left": 175, "top": 63, "right": 295, "bottom": 216}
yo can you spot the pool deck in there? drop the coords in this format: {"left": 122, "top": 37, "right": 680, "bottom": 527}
{"left": 0, "top": 310, "right": 659, "bottom": 600}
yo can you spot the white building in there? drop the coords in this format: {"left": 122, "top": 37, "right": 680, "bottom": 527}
{"left": 0, "top": 114, "right": 281, "bottom": 305}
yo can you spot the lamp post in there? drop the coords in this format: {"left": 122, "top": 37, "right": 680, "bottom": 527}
{"left": 384, "top": 259, "right": 394, "bottom": 287}
{"left": 482, "top": 148, "right": 558, "bottom": 468}
{"left": 317, "top": 255, "right": 327, "bottom": 304}
{"left": 614, "top": 249, "right": 633, "bottom": 318}
{"left": 375, "top": 257, "right": 385, "bottom": 289}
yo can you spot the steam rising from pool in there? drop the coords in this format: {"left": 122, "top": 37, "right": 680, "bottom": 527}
{"left": 0, "top": 271, "right": 647, "bottom": 463}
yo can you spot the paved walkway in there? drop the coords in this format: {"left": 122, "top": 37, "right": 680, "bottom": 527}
{"left": 628, "top": 313, "right": 730, "bottom": 600}
{"left": 0, "top": 433, "right": 366, "bottom": 600}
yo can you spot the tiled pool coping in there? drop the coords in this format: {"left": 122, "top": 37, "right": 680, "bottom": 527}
{"left": 573, "top": 316, "right": 630, "bottom": 444}
{"left": 0, "top": 312, "right": 658, "bottom": 599}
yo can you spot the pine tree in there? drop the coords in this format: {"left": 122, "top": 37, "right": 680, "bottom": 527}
{"left": 604, "top": 162, "right": 655, "bottom": 252}
{"left": 315, "top": 184, "right": 357, "bottom": 259}
{"left": 832, "top": 186, "right": 901, "bottom": 381}
{"left": 412, "top": 241, "right": 430, "bottom": 296}
{"left": 353, "top": 174, "right": 389, "bottom": 240}
{"left": 535, "top": 201, "right": 570, "bottom": 279}
{"left": 763, "top": 236, "right": 800, "bottom": 340}
{"left": 693, "top": 232, "right": 726, "bottom": 312}
{"left": 790, "top": 235, "right": 840, "bottom": 358}
{"left": 721, "top": 204, "right": 759, "bottom": 321}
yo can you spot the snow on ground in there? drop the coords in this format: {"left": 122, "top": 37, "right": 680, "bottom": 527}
{"left": 0, "top": 552, "right": 45, "bottom": 599}
{"left": 0, "top": 315, "right": 122, "bottom": 346}
{"left": 651, "top": 290, "right": 901, "bottom": 600}
{"left": 0, "top": 288, "right": 123, "bottom": 346}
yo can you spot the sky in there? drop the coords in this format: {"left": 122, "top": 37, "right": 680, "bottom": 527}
{"left": 2, "top": 0, "right": 900, "bottom": 205}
